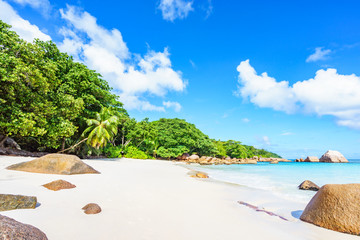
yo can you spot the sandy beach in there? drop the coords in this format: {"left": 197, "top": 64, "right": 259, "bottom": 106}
{"left": 0, "top": 156, "right": 358, "bottom": 240}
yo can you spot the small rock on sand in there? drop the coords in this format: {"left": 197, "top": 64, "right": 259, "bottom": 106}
{"left": 82, "top": 203, "right": 102, "bottom": 214}
{"left": 42, "top": 180, "right": 76, "bottom": 191}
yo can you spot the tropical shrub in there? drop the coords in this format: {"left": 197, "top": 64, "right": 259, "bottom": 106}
{"left": 104, "top": 145, "right": 122, "bottom": 158}
{"left": 124, "top": 146, "right": 151, "bottom": 159}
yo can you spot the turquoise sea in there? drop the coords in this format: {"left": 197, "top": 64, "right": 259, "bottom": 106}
{"left": 193, "top": 160, "right": 360, "bottom": 204}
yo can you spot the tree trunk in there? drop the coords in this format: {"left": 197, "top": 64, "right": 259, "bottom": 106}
{"left": 58, "top": 138, "right": 88, "bottom": 154}
{"left": 61, "top": 137, "right": 66, "bottom": 151}
{"left": 0, "top": 135, "right": 8, "bottom": 147}
{"left": 121, "top": 128, "right": 124, "bottom": 148}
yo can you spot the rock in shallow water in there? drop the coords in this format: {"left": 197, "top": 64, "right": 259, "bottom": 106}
{"left": 304, "top": 156, "right": 319, "bottom": 162}
{"left": 0, "top": 194, "right": 37, "bottom": 212}
{"left": 300, "top": 183, "right": 360, "bottom": 235}
{"left": 42, "top": 180, "right": 76, "bottom": 191}
{"left": 0, "top": 214, "right": 48, "bottom": 240}
{"left": 319, "top": 150, "right": 348, "bottom": 163}
{"left": 6, "top": 153, "right": 100, "bottom": 175}
{"left": 82, "top": 203, "right": 101, "bottom": 214}
{"left": 298, "top": 180, "right": 320, "bottom": 191}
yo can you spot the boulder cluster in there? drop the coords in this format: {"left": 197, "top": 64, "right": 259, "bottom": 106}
{"left": 296, "top": 150, "right": 348, "bottom": 163}
{"left": 179, "top": 154, "right": 290, "bottom": 165}
{"left": 0, "top": 153, "right": 102, "bottom": 239}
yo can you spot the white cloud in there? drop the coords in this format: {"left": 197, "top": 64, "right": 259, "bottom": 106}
{"left": 10, "top": 0, "right": 51, "bottom": 16}
{"left": 306, "top": 47, "right": 331, "bottom": 62}
{"left": 0, "top": 0, "right": 51, "bottom": 42}
{"left": 205, "top": 0, "right": 213, "bottom": 19}
{"left": 258, "top": 136, "right": 271, "bottom": 146}
{"left": 236, "top": 59, "right": 360, "bottom": 129}
{"left": 189, "top": 59, "right": 196, "bottom": 68}
{"left": 59, "top": 5, "right": 186, "bottom": 111}
{"left": 242, "top": 118, "right": 250, "bottom": 123}
{"left": 281, "top": 132, "right": 294, "bottom": 136}
{"left": 163, "top": 101, "right": 182, "bottom": 112}
{"left": 158, "top": 0, "right": 194, "bottom": 21}
{"left": 236, "top": 60, "right": 297, "bottom": 113}
{"left": 119, "top": 94, "right": 165, "bottom": 112}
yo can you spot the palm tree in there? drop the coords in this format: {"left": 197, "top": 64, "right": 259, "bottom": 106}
{"left": 82, "top": 107, "right": 119, "bottom": 149}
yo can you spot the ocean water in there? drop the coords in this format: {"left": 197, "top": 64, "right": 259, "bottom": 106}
{"left": 192, "top": 160, "right": 360, "bottom": 204}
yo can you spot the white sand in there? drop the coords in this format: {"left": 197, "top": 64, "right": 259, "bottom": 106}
{"left": 0, "top": 156, "right": 358, "bottom": 240}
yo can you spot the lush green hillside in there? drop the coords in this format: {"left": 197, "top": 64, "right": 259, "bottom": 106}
{"left": 0, "top": 20, "right": 280, "bottom": 159}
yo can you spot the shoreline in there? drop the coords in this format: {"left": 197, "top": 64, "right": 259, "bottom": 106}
{"left": 0, "top": 156, "right": 358, "bottom": 240}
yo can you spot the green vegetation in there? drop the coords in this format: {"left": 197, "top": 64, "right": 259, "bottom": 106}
{"left": 82, "top": 107, "right": 119, "bottom": 149}
{"left": 0, "top": 20, "right": 281, "bottom": 159}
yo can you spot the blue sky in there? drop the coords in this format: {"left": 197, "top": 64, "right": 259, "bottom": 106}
{"left": 1, "top": 0, "right": 360, "bottom": 158}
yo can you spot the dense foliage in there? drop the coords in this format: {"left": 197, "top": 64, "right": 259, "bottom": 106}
{"left": 0, "top": 20, "right": 126, "bottom": 153}
{"left": 0, "top": 20, "right": 281, "bottom": 159}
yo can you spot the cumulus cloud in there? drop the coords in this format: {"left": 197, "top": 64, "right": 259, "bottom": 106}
{"left": 163, "top": 101, "right": 182, "bottom": 112}
{"left": 58, "top": 5, "right": 186, "bottom": 111}
{"left": 306, "top": 47, "right": 331, "bottom": 62}
{"left": 236, "top": 59, "right": 360, "bottom": 129}
{"left": 158, "top": 0, "right": 194, "bottom": 21}
{"left": 236, "top": 60, "right": 297, "bottom": 113}
{"left": 0, "top": 0, "right": 51, "bottom": 42}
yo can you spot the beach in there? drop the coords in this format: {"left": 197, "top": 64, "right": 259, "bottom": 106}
{"left": 0, "top": 156, "right": 358, "bottom": 240}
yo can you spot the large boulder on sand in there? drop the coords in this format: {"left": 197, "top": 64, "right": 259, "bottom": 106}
{"left": 298, "top": 180, "right": 320, "bottom": 191}
{"left": 6, "top": 154, "right": 100, "bottom": 175}
{"left": 319, "top": 150, "right": 348, "bottom": 163}
{"left": 304, "top": 156, "right": 319, "bottom": 162}
{"left": 300, "top": 184, "right": 360, "bottom": 235}
{"left": 42, "top": 180, "right": 76, "bottom": 191}
{"left": 0, "top": 214, "right": 48, "bottom": 239}
{"left": 0, "top": 194, "right": 37, "bottom": 211}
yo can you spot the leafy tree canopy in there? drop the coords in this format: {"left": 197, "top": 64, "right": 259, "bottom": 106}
{"left": 0, "top": 20, "right": 127, "bottom": 152}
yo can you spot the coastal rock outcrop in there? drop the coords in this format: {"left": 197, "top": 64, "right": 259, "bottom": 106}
{"left": 319, "top": 150, "right": 348, "bottom": 163}
{"left": 258, "top": 158, "right": 291, "bottom": 162}
{"left": 182, "top": 156, "right": 265, "bottom": 165}
{"left": 295, "top": 158, "right": 304, "bottom": 162}
{"left": 189, "top": 154, "right": 199, "bottom": 160}
{"left": 42, "top": 180, "right": 76, "bottom": 191}
{"left": 300, "top": 184, "right": 360, "bottom": 235}
{"left": 82, "top": 203, "right": 101, "bottom": 214}
{"left": 176, "top": 153, "right": 189, "bottom": 160}
{"left": 298, "top": 180, "right": 320, "bottom": 191}
{"left": 304, "top": 156, "right": 319, "bottom": 162}
{"left": 0, "top": 214, "right": 48, "bottom": 239}
{"left": 6, "top": 154, "right": 100, "bottom": 175}
{"left": 0, "top": 194, "right": 37, "bottom": 211}
{"left": 270, "top": 160, "right": 278, "bottom": 164}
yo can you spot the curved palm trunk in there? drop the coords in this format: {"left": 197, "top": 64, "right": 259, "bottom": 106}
{"left": 58, "top": 138, "right": 88, "bottom": 153}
